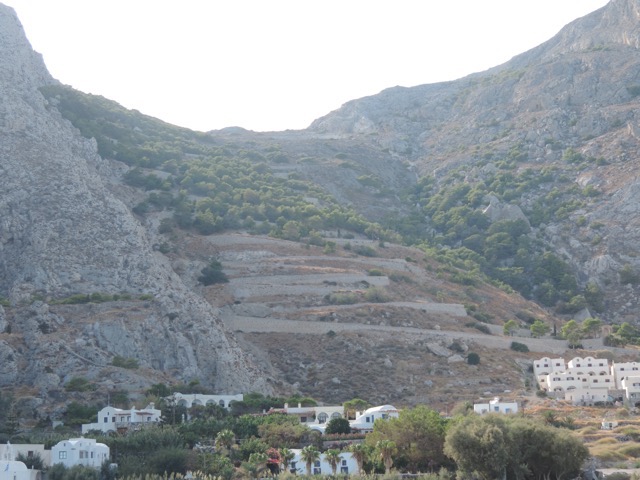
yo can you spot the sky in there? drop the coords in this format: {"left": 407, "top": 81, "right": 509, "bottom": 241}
{"left": 6, "top": 1, "right": 610, "bottom": 132}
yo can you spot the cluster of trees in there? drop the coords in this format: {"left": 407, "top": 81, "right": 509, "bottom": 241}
{"left": 406, "top": 160, "right": 599, "bottom": 311}
{"left": 42, "top": 84, "right": 616, "bottom": 316}
{"left": 42, "top": 393, "right": 589, "bottom": 480}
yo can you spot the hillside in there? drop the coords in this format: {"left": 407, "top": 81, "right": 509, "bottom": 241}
{"left": 3, "top": 0, "right": 640, "bottom": 421}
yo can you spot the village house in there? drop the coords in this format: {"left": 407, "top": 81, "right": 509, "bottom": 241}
{"left": 170, "top": 393, "right": 243, "bottom": 410}
{"left": 532, "top": 356, "right": 640, "bottom": 405}
{"left": 0, "top": 442, "right": 50, "bottom": 467}
{"left": 81, "top": 403, "right": 161, "bottom": 434}
{"left": 271, "top": 403, "right": 344, "bottom": 432}
{"left": 0, "top": 461, "right": 32, "bottom": 480}
{"left": 349, "top": 405, "right": 399, "bottom": 433}
{"left": 287, "top": 450, "right": 358, "bottom": 475}
{"left": 51, "top": 438, "right": 109, "bottom": 469}
{"left": 473, "top": 397, "right": 518, "bottom": 415}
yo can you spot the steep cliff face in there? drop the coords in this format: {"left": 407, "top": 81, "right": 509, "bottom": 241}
{"left": 309, "top": 0, "right": 640, "bottom": 321}
{"left": 0, "top": 4, "right": 269, "bottom": 403}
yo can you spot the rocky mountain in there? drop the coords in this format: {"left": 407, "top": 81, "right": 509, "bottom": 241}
{"left": 3, "top": 0, "right": 640, "bottom": 421}
{"left": 0, "top": 4, "right": 269, "bottom": 416}
{"left": 311, "top": 0, "right": 640, "bottom": 322}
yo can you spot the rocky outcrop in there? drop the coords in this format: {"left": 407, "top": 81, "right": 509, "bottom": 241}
{"left": 0, "top": 4, "right": 269, "bottom": 401}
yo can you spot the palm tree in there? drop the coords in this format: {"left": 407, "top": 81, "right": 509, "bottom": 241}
{"left": 280, "top": 447, "right": 295, "bottom": 474}
{"left": 376, "top": 440, "right": 397, "bottom": 474}
{"left": 348, "top": 443, "right": 369, "bottom": 475}
{"left": 325, "top": 449, "right": 342, "bottom": 475}
{"left": 300, "top": 445, "right": 320, "bottom": 476}
{"left": 215, "top": 429, "right": 235, "bottom": 457}
{"left": 245, "top": 452, "right": 268, "bottom": 480}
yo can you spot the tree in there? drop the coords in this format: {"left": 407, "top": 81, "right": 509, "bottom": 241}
{"left": 325, "top": 449, "right": 342, "bottom": 475}
{"left": 243, "top": 452, "right": 268, "bottom": 480}
{"left": 280, "top": 447, "right": 295, "bottom": 473}
{"left": 325, "top": 417, "right": 351, "bottom": 435}
{"left": 530, "top": 319, "right": 550, "bottom": 338}
{"left": 582, "top": 317, "right": 602, "bottom": 338}
{"left": 198, "top": 258, "right": 228, "bottom": 286}
{"left": 215, "top": 429, "right": 235, "bottom": 457}
{"left": 376, "top": 440, "right": 397, "bottom": 474}
{"left": 503, "top": 319, "right": 518, "bottom": 336}
{"left": 348, "top": 443, "right": 370, "bottom": 475}
{"left": 444, "top": 415, "right": 510, "bottom": 480}
{"left": 366, "top": 405, "right": 448, "bottom": 473}
{"left": 300, "top": 445, "right": 320, "bottom": 476}
{"left": 16, "top": 452, "right": 44, "bottom": 470}
{"left": 561, "top": 319, "right": 585, "bottom": 348}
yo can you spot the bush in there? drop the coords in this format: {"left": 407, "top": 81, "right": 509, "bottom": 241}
{"left": 198, "top": 259, "right": 229, "bottom": 286}
{"left": 64, "top": 377, "right": 94, "bottom": 392}
{"left": 111, "top": 356, "right": 139, "bottom": 369}
{"left": 467, "top": 353, "right": 480, "bottom": 365}
{"left": 510, "top": 341, "right": 529, "bottom": 352}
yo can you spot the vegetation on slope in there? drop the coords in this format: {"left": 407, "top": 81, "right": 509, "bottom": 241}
{"left": 40, "top": 84, "right": 610, "bottom": 316}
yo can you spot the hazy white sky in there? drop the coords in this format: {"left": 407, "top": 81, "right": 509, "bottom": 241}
{"left": 6, "top": 1, "right": 609, "bottom": 132}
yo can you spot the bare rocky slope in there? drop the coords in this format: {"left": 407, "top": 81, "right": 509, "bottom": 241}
{"left": 3, "top": 0, "right": 640, "bottom": 421}
{"left": 0, "top": 4, "right": 269, "bottom": 419}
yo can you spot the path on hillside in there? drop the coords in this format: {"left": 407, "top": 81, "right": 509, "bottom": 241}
{"left": 222, "top": 314, "right": 568, "bottom": 354}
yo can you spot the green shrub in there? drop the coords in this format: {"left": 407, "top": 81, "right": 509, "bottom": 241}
{"left": 198, "top": 259, "right": 229, "bottom": 286}
{"left": 510, "top": 341, "right": 529, "bottom": 352}
{"left": 111, "top": 356, "right": 139, "bottom": 369}
{"left": 467, "top": 352, "right": 480, "bottom": 365}
{"left": 64, "top": 377, "right": 94, "bottom": 392}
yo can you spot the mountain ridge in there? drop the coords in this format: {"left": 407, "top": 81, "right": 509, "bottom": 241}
{"left": 3, "top": 0, "right": 640, "bottom": 419}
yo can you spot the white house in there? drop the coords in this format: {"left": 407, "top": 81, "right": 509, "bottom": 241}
{"left": 533, "top": 357, "right": 566, "bottom": 378}
{"left": 0, "top": 461, "right": 31, "bottom": 480}
{"left": 271, "top": 403, "right": 344, "bottom": 433}
{"left": 0, "top": 442, "right": 50, "bottom": 468}
{"left": 473, "top": 397, "right": 518, "bottom": 415}
{"left": 349, "top": 405, "right": 398, "bottom": 433}
{"left": 612, "top": 362, "right": 640, "bottom": 389}
{"left": 51, "top": 438, "right": 109, "bottom": 469}
{"left": 287, "top": 450, "right": 358, "bottom": 475}
{"left": 170, "top": 393, "right": 243, "bottom": 410}
{"left": 564, "top": 387, "right": 610, "bottom": 405}
{"left": 81, "top": 403, "right": 161, "bottom": 434}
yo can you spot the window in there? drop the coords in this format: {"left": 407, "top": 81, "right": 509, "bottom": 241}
{"left": 112, "top": 416, "right": 115, "bottom": 422}
{"left": 381, "top": 414, "right": 388, "bottom": 419}
{"left": 27, "top": 452, "right": 33, "bottom": 458}
{"left": 313, "top": 461, "right": 321, "bottom": 475}
{"left": 219, "top": 400, "right": 225, "bottom": 407}
{"left": 59, "top": 451, "right": 67, "bottom": 460}
{"left": 103, "top": 417, "right": 108, "bottom": 423}
{"left": 331, "top": 412, "right": 341, "bottom": 419}
{"left": 300, "top": 416, "right": 307, "bottom": 423}
{"left": 317, "top": 413, "right": 328, "bottom": 424}
{"left": 366, "top": 416, "right": 371, "bottom": 423}
{"left": 341, "top": 466, "right": 349, "bottom": 474}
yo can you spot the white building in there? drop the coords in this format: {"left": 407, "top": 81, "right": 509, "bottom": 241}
{"left": 473, "top": 397, "right": 518, "bottom": 415}
{"left": 611, "top": 362, "right": 640, "bottom": 389}
{"left": 51, "top": 438, "right": 109, "bottom": 469}
{"left": 0, "top": 461, "right": 31, "bottom": 480}
{"left": 273, "top": 403, "right": 344, "bottom": 433}
{"left": 533, "top": 357, "right": 566, "bottom": 378}
{"left": 349, "top": 405, "right": 398, "bottom": 433}
{"left": 81, "top": 403, "right": 161, "bottom": 434}
{"left": 564, "top": 388, "right": 610, "bottom": 405}
{"left": 287, "top": 450, "right": 357, "bottom": 475}
{"left": 535, "top": 356, "right": 613, "bottom": 395}
{"left": 171, "top": 393, "right": 243, "bottom": 410}
{"left": 0, "top": 442, "right": 50, "bottom": 467}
